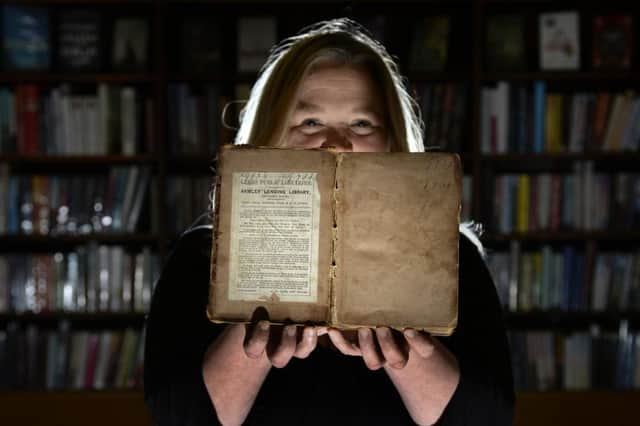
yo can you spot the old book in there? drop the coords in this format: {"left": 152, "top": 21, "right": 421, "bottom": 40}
{"left": 208, "top": 146, "right": 461, "bottom": 335}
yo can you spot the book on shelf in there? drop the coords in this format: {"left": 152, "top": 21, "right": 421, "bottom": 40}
{"left": 57, "top": 9, "right": 101, "bottom": 71}
{"left": 111, "top": 17, "right": 149, "bottom": 72}
{"left": 208, "top": 146, "right": 461, "bottom": 334}
{"left": 237, "top": 16, "right": 277, "bottom": 73}
{"left": 181, "top": 17, "right": 222, "bottom": 74}
{"left": 408, "top": 16, "right": 450, "bottom": 72}
{"left": 485, "top": 14, "right": 526, "bottom": 72}
{"left": 539, "top": 11, "right": 580, "bottom": 70}
{"left": 592, "top": 15, "right": 633, "bottom": 70}
{"left": 1, "top": 4, "right": 50, "bottom": 71}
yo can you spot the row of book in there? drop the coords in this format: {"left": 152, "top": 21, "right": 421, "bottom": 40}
{"left": 412, "top": 83, "right": 468, "bottom": 153}
{"left": 488, "top": 244, "right": 639, "bottom": 312}
{"left": 1, "top": 5, "right": 149, "bottom": 72}
{"left": 492, "top": 167, "right": 640, "bottom": 234}
{"left": 486, "top": 13, "right": 632, "bottom": 72}
{"left": 481, "top": 82, "right": 640, "bottom": 154}
{"left": 0, "top": 166, "right": 151, "bottom": 235}
{"left": 0, "top": 322, "right": 144, "bottom": 390}
{"left": 0, "top": 84, "right": 152, "bottom": 156}
{"left": 0, "top": 246, "right": 158, "bottom": 314}
{"left": 166, "top": 176, "right": 212, "bottom": 236}
{"left": 510, "top": 325, "right": 638, "bottom": 390}
{"left": 167, "top": 84, "right": 231, "bottom": 156}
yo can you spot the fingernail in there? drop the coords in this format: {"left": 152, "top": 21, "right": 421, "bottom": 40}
{"left": 316, "top": 327, "right": 328, "bottom": 336}
{"left": 405, "top": 329, "right": 417, "bottom": 339}
{"left": 286, "top": 325, "right": 297, "bottom": 336}
{"left": 259, "top": 321, "right": 269, "bottom": 331}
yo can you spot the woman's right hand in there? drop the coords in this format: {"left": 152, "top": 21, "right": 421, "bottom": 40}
{"left": 241, "top": 321, "right": 326, "bottom": 368}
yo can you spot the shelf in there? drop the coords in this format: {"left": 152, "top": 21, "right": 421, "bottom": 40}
{"left": 0, "top": 72, "right": 156, "bottom": 84}
{"left": 0, "top": 391, "right": 151, "bottom": 426}
{"left": 482, "top": 231, "right": 640, "bottom": 244}
{"left": 504, "top": 311, "right": 640, "bottom": 330}
{"left": 166, "top": 155, "right": 217, "bottom": 174}
{"left": 0, "top": 312, "right": 147, "bottom": 328}
{"left": 0, "top": 390, "right": 637, "bottom": 426}
{"left": 0, "top": 154, "right": 157, "bottom": 167}
{"left": 480, "top": 152, "right": 640, "bottom": 172}
{"left": 515, "top": 390, "right": 640, "bottom": 426}
{"left": 0, "top": 234, "right": 158, "bottom": 250}
{"left": 483, "top": 71, "right": 640, "bottom": 83}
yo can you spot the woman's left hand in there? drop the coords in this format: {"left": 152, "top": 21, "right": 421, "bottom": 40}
{"left": 327, "top": 327, "right": 435, "bottom": 370}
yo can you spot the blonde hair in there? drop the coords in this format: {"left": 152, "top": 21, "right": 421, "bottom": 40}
{"left": 234, "top": 18, "right": 424, "bottom": 153}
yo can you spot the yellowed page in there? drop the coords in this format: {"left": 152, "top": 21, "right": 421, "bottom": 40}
{"left": 333, "top": 153, "right": 461, "bottom": 334}
{"left": 208, "top": 146, "right": 335, "bottom": 323}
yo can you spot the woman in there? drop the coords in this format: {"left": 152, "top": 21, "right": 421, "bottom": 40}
{"left": 144, "top": 18, "right": 514, "bottom": 425}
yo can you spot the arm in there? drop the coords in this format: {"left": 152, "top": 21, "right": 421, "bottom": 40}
{"left": 327, "top": 233, "right": 514, "bottom": 425}
{"left": 144, "top": 226, "right": 323, "bottom": 425}
{"left": 201, "top": 322, "right": 321, "bottom": 426}
{"left": 328, "top": 327, "right": 459, "bottom": 426}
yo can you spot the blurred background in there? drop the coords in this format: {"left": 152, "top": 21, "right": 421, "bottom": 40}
{"left": 0, "top": 0, "right": 638, "bottom": 425}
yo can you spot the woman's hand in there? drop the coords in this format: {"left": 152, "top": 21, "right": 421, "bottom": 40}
{"left": 327, "top": 327, "right": 436, "bottom": 370}
{"left": 242, "top": 321, "right": 327, "bottom": 368}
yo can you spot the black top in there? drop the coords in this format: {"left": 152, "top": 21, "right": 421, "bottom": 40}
{"left": 144, "top": 217, "right": 515, "bottom": 425}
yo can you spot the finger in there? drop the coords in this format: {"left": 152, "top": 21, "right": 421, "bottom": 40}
{"left": 375, "top": 327, "right": 408, "bottom": 369}
{"left": 404, "top": 328, "right": 435, "bottom": 358}
{"left": 269, "top": 325, "right": 297, "bottom": 368}
{"left": 294, "top": 326, "right": 317, "bottom": 359}
{"left": 328, "top": 328, "right": 361, "bottom": 356}
{"left": 244, "top": 320, "right": 270, "bottom": 359}
{"left": 358, "top": 328, "right": 384, "bottom": 370}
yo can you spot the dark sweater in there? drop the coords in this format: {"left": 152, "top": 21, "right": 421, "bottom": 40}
{"left": 144, "top": 219, "right": 515, "bottom": 425}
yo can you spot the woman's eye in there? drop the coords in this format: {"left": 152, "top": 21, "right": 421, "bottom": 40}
{"left": 298, "top": 118, "right": 324, "bottom": 134}
{"left": 302, "top": 118, "right": 322, "bottom": 127}
{"left": 350, "top": 120, "right": 376, "bottom": 135}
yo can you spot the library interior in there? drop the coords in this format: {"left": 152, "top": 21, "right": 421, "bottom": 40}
{"left": 0, "top": 0, "right": 638, "bottom": 425}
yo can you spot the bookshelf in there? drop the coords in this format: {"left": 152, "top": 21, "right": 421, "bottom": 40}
{"left": 0, "top": 0, "right": 639, "bottom": 424}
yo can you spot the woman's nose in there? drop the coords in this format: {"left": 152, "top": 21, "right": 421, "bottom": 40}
{"left": 320, "top": 126, "right": 353, "bottom": 152}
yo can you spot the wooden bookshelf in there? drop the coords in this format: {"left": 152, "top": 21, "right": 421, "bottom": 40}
{"left": 0, "top": 0, "right": 639, "bottom": 425}
{"left": 1, "top": 390, "right": 639, "bottom": 426}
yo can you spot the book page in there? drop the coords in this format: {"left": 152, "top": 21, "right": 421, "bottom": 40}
{"left": 209, "top": 147, "right": 335, "bottom": 323}
{"left": 334, "top": 153, "right": 461, "bottom": 334}
{"left": 228, "top": 171, "right": 320, "bottom": 303}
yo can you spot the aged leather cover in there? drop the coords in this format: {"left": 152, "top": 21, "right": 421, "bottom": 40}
{"left": 208, "top": 145, "right": 460, "bottom": 335}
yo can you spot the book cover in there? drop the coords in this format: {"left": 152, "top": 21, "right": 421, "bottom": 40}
{"left": 112, "top": 18, "right": 148, "bottom": 71}
{"left": 592, "top": 15, "right": 632, "bottom": 70}
{"left": 57, "top": 9, "right": 101, "bottom": 71}
{"left": 1, "top": 4, "right": 50, "bottom": 70}
{"left": 208, "top": 146, "right": 461, "bottom": 334}
{"left": 182, "top": 17, "right": 221, "bottom": 74}
{"left": 485, "top": 15, "right": 526, "bottom": 72}
{"left": 237, "top": 16, "right": 276, "bottom": 73}
{"left": 539, "top": 12, "right": 580, "bottom": 70}
{"left": 409, "top": 16, "right": 450, "bottom": 72}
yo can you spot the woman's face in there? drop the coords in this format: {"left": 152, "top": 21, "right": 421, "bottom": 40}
{"left": 284, "top": 63, "right": 389, "bottom": 152}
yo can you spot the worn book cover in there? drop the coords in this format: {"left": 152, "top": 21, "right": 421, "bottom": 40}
{"left": 208, "top": 145, "right": 461, "bottom": 335}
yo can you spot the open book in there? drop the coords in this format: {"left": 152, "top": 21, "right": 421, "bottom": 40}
{"left": 208, "top": 145, "right": 461, "bottom": 335}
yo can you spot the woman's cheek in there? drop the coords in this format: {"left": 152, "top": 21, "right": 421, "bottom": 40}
{"left": 283, "top": 130, "right": 323, "bottom": 149}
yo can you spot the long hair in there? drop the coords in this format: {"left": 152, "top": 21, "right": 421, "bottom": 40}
{"left": 233, "top": 18, "right": 425, "bottom": 153}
